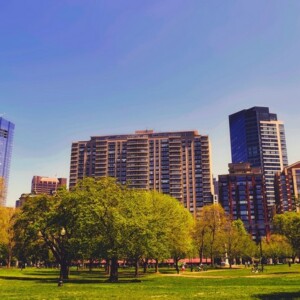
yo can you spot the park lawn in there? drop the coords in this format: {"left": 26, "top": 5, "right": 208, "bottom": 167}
{"left": 0, "top": 265, "right": 300, "bottom": 299}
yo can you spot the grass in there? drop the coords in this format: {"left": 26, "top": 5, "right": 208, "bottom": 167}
{"left": 1, "top": 265, "right": 300, "bottom": 299}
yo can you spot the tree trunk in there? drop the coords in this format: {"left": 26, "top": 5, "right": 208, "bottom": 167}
{"left": 175, "top": 258, "right": 179, "bottom": 274}
{"left": 60, "top": 261, "right": 69, "bottom": 280}
{"left": 6, "top": 257, "right": 11, "bottom": 268}
{"left": 134, "top": 259, "right": 139, "bottom": 277}
{"left": 199, "top": 246, "right": 204, "bottom": 264}
{"left": 143, "top": 259, "right": 148, "bottom": 273}
{"left": 210, "top": 245, "right": 214, "bottom": 266}
{"left": 155, "top": 259, "right": 159, "bottom": 273}
{"left": 199, "top": 229, "right": 205, "bottom": 264}
{"left": 89, "top": 258, "right": 93, "bottom": 272}
{"left": 105, "top": 259, "right": 110, "bottom": 275}
{"left": 109, "top": 256, "right": 118, "bottom": 282}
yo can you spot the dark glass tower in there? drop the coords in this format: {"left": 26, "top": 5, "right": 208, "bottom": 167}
{"left": 229, "top": 107, "right": 288, "bottom": 208}
{"left": 0, "top": 117, "right": 15, "bottom": 206}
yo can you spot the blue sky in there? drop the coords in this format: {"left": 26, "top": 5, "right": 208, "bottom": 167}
{"left": 1, "top": 0, "right": 300, "bottom": 206}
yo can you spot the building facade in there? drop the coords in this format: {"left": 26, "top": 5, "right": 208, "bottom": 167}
{"left": 15, "top": 193, "right": 38, "bottom": 208}
{"left": 275, "top": 161, "right": 300, "bottom": 213}
{"left": 219, "top": 163, "right": 270, "bottom": 240}
{"left": 69, "top": 130, "right": 213, "bottom": 216}
{"left": 31, "top": 176, "right": 67, "bottom": 195}
{"left": 229, "top": 107, "right": 288, "bottom": 209}
{"left": 0, "top": 117, "right": 15, "bottom": 206}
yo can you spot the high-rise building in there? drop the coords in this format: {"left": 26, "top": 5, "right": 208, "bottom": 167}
{"left": 69, "top": 130, "right": 213, "bottom": 216}
{"left": 213, "top": 177, "right": 219, "bottom": 204}
{"left": 31, "top": 176, "right": 67, "bottom": 195}
{"left": 229, "top": 107, "right": 288, "bottom": 208}
{"left": 274, "top": 161, "right": 300, "bottom": 213}
{"left": 0, "top": 117, "right": 15, "bottom": 206}
{"left": 219, "top": 163, "right": 270, "bottom": 240}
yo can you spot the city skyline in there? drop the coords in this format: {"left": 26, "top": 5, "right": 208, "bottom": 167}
{"left": 1, "top": 1, "right": 300, "bottom": 206}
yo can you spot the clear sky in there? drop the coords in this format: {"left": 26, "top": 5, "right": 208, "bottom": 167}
{"left": 1, "top": 0, "right": 300, "bottom": 207}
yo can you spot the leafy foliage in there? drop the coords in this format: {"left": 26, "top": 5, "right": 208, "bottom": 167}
{"left": 273, "top": 212, "right": 300, "bottom": 258}
{"left": 0, "top": 207, "right": 15, "bottom": 267}
{"left": 13, "top": 177, "right": 194, "bottom": 281}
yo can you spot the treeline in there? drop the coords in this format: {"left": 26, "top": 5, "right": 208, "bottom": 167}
{"left": 0, "top": 177, "right": 299, "bottom": 282}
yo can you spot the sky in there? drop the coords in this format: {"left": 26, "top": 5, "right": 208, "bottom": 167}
{"left": 1, "top": 0, "right": 300, "bottom": 207}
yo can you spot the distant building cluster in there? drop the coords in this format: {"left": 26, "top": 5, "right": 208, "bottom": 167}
{"left": 15, "top": 176, "right": 67, "bottom": 207}
{"left": 68, "top": 106, "right": 298, "bottom": 240}
{"left": 3, "top": 106, "right": 300, "bottom": 241}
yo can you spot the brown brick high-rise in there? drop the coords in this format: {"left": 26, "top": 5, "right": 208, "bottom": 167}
{"left": 69, "top": 130, "right": 213, "bottom": 216}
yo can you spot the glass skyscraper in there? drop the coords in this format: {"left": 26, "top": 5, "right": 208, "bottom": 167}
{"left": 0, "top": 117, "right": 15, "bottom": 206}
{"left": 229, "top": 107, "right": 288, "bottom": 208}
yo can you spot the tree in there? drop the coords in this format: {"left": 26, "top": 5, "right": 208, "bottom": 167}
{"left": 273, "top": 212, "right": 300, "bottom": 260}
{"left": 72, "top": 177, "right": 131, "bottom": 282}
{"left": 194, "top": 204, "right": 227, "bottom": 266}
{"left": 0, "top": 207, "right": 15, "bottom": 267}
{"left": 14, "top": 190, "right": 80, "bottom": 279}
{"left": 262, "top": 234, "right": 293, "bottom": 263}
{"left": 13, "top": 177, "right": 195, "bottom": 282}
{"left": 74, "top": 179, "right": 194, "bottom": 280}
{"left": 0, "top": 177, "right": 5, "bottom": 206}
{"left": 166, "top": 196, "right": 194, "bottom": 274}
{"left": 193, "top": 216, "right": 209, "bottom": 264}
{"left": 119, "top": 190, "right": 155, "bottom": 277}
{"left": 224, "top": 219, "right": 256, "bottom": 268}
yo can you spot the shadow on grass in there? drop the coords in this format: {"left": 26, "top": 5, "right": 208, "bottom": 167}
{"left": 266, "top": 271, "right": 299, "bottom": 275}
{"left": 255, "top": 291, "right": 300, "bottom": 299}
{"left": 0, "top": 275, "right": 147, "bottom": 285}
{"left": 0, "top": 275, "right": 56, "bottom": 283}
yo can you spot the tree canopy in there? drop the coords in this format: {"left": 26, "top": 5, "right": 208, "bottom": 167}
{"left": 0, "top": 206, "right": 15, "bottom": 267}
{"left": 13, "top": 177, "right": 194, "bottom": 281}
{"left": 273, "top": 212, "right": 300, "bottom": 259}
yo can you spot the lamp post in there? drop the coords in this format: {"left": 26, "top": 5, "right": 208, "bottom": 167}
{"left": 58, "top": 227, "right": 66, "bottom": 286}
{"left": 259, "top": 231, "right": 264, "bottom": 273}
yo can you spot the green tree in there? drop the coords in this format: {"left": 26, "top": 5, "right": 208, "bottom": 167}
{"left": 224, "top": 219, "right": 256, "bottom": 268}
{"left": 262, "top": 234, "right": 293, "bottom": 263}
{"left": 74, "top": 178, "right": 194, "bottom": 280}
{"left": 13, "top": 177, "right": 196, "bottom": 282}
{"left": 195, "top": 204, "right": 227, "bottom": 266}
{"left": 0, "top": 207, "right": 15, "bottom": 267}
{"left": 167, "top": 197, "right": 194, "bottom": 273}
{"left": 14, "top": 190, "right": 80, "bottom": 279}
{"left": 72, "top": 177, "right": 130, "bottom": 282}
{"left": 273, "top": 212, "right": 300, "bottom": 260}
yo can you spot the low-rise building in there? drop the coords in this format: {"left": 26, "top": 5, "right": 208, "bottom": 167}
{"left": 31, "top": 176, "right": 67, "bottom": 195}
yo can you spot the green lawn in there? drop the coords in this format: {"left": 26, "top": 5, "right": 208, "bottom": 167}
{"left": 1, "top": 265, "right": 300, "bottom": 299}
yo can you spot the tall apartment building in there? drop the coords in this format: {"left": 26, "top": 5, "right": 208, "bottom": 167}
{"left": 274, "top": 161, "right": 300, "bottom": 213}
{"left": 69, "top": 130, "right": 213, "bottom": 216}
{"left": 0, "top": 117, "right": 15, "bottom": 206}
{"left": 229, "top": 107, "right": 288, "bottom": 209}
{"left": 31, "top": 176, "right": 67, "bottom": 195}
{"left": 219, "top": 163, "right": 270, "bottom": 240}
